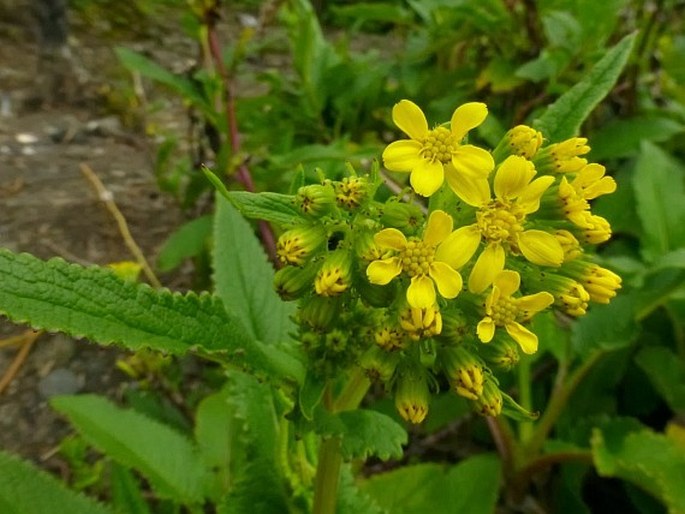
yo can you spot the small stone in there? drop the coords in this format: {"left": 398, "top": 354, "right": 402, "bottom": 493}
{"left": 38, "top": 368, "right": 84, "bottom": 398}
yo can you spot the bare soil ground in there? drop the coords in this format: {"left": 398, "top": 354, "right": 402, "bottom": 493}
{"left": 0, "top": 5, "right": 193, "bottom": 466}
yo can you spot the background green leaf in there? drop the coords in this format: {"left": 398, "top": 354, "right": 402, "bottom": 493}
{"left": 0, "top": 450, "right": 114, "bottom": 514}
{"left": 632, "top": 142, "right": 685, "bottom": 261}
{"left": 360, "top": 454, "right": 501, "bottom": 514}
{"left": 157, "top": 215, "right": 212, "bottom": 273}
{"left": 51, "top": 395, "right": 207, "bottom": 504}
{"left": 634, "top": 347, "right": 685, "bottom": 412}
{"left": 592, "top": 419, "right": 685, "bottom": 514}
{"left": 534, "top": 33, "right": 636, "bottom": 141}
{"left": 213, "top": 194, "right": 296, "bottom": 345}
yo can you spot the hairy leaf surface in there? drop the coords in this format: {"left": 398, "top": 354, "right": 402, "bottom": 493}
{"left": 534, "top": 33, "right": 636, "bottom": 141}
{"left": 52, "top": 395, "right": 207, "bottom": 504}
{"left": 0, "top": 450, "right": 114, "bottom": 514}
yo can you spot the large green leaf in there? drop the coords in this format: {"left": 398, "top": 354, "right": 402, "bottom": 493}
{"left": 360, "top": 454, "right": 501, "bottom": 514}
{"left": 534, "top": 33, "right": 636, "bottom": 141}
{"left": 52, "top": 395, "right": 207, "bottom": 504}
{"left": 589, "top": 115, "right": 684, "bottom": 160}
{"left": 213, "top": 195, "right": 296, "bottom": 345}
{"left": 0, "top": 450, "right": 114, "bottom": 514}
{"left": 632, "top": 142, "right": 685, "bottom": 261}
{"left": 315, "top": 409, "right": 408, "bottom": 461}
{"left": 219, "top": 372, "right": 292, "bottom": 514}
{"left": 0, "top": 249, "right": 303, "bottom": 383}
{"left": 592, "top": 419, "right": 685, "bottom": 514}
{"left": 157, "top": 215, "right": 213, "bottom": 272}
{"left": 635, "top": 347, "right": 685, "bottom": 412}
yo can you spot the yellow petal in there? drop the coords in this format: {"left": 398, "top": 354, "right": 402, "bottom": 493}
{"left": 450, "top": 145, "right": 494, "bottom": 178}
{"left": 407, "top": 275, "right": 436, "bottom": 309}
{"left": 423, "top": 210, "right": 453, "bottom": 246}
{"left": 505, "top": 322, "right": 538, "bottom": 354}
{"left": 469, "top": 243, "right": 505, "bottom": 293}
{"left": 493, "top": 155, "right": 536, "bottom": 200}
{"left": 366, "top": 258, "right": 402, "bottom": 285}
{"left": 392, "top": 100, "right": 429, "bottom": 140}
{"left": 477, "top": 317, "right": 496, "bottom": 343}
{"left": 516, "top": 292, "right": 554, "bottom": 319}
{"left": 451, "top": 102, "right": 488, "bottom": 141}
{"left": 518, "top": 230, "right": 564, "bottom": 266}
{"left": 493, "top": 270, "right": 520, "bottom": 297}
{"left": 410, "top": 159, "right": 444, "bottom": 197}
{"left": 374, "top": 228, "right": 407, "bottom": 250}
{"left": 445, "top": 172, "right": 490, "bottom": 207}
{"left": 518, "top": 175, "right": 556, "bottom": 214}
{"left": 435, "top": 225, "right": 481, "bottom": 269}
{"left": 429, "top": 261, "right": 462, "bottom": 299}
{"left": 383, "top": 140, "right": 423, "bottom": 172}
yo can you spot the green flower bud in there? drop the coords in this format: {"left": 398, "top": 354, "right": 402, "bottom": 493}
{"left": 380, "top": 201, "right": 424, "bottom": 232}
{"left": 492, "top": 125, "right": 543, "bottom": 162}
{"left": 440, "top": 346, "right": 485, "bottom": 401}
{"left": 296, "top": 184, "right": 337, "bottom": 217}
{"left": 300, "top": 331, "right": 322, "bottom": 353}
{"left": 354, "top": 229, "right": 385, "bottom": 263}
{"left": 334, "top": 176, "right": 369, "bottom": 210}
{"left": 274, "top": 263, "right": 317, "bottom": 300}
{"left": 479, "top": 337, "right": 519, "bottom": 370}
{"left": 472, "top": 377, "right": 503, "bottom": 417}
{"left": 276, "top": 224, "right": 327, "bottom": 266}
{"left": 356, "top": 277, "right": 398, "bottom": 308}
{"left": 394, "top": 361, "right": 430, "bottom": 424}
{"left": 359, "top": 345, "right": 399, "bottom": 382}
{"left": 325, "top": 329, "right": 348, "bottom": 353}
{"left": 374, "top": 323, "right": 408, "bottom": 351}
{"left": 438, "top": 309, "right": 469, "bottom": 346}
{"left": 298, "top": 295, "right": 341, "bottom": 330}
{"left": 315, "top": 249, "right": 352, "bottom": 297}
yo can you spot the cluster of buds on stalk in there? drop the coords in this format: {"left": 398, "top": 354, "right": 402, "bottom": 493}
{"left": 272, "top": 100, "right": 621, "bottom": 424}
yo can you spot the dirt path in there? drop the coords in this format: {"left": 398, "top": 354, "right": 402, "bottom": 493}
{"left": 0, "top": 12, "right": 188, "bottom": 465}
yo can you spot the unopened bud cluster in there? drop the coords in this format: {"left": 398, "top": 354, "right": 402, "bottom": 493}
{"left": 268, "top": 99, "right": 621, "bottom": 424}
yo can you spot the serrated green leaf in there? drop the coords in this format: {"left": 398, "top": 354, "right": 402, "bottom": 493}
{"left": 110, "top": 463, "right": 151, "bottom": 514}
{"left": 157, "top": 215, "right": 212, "bottom": 272}
{"left": 592, "top": 419, "right": 685, "bottom": 514}
{"left": 633, "top": 142, "right": 685, "bottom": 261}
{"left": 337, "top": 466, "right": 384, "bottom": 514}
{"left": 220, "top": 372, "right": 291, "bottom": 514}
{"left": 0, "top": 249, "right": 303, "bottom": 383}
{"left": 590, "top": 115, "right": 684, "bottom": 160}
{"left": 0, "top": 450, "right": 114, "bottom": 514}
{"left": 635, "top": 347, "right": 685, "bottom": 412}
{"left": 534, "top": 33, "right": 636, "bottom": 141}
{"left": 213, "top": 194, "right": 296, "bottom": 345}
{"left": 315, "top": 409, "right": 407, "bottom": 461}
{"left": 51, "top": 395, "right": 207, "bottom": 504}
{"left": 360, "top": 454, "right": 501, "bottom": 514}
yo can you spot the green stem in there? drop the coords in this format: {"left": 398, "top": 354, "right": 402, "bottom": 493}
{"left": 525, "top": 351, "right": 604, "bottom": 457}
{"left": 517, "top": 355, "right": 534, "bottom": 444}
{"left": 312, "top": 436, "right": 343, "bottom": 514}
{"left": 312, "top": 368, "right": 371, "bottom": 514}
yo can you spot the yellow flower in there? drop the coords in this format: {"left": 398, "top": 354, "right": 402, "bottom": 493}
{"left": 558, "top": 163, "right": 616, "bottom": 227}
{"left": 382, "top": 100, "right": 494, "bottom": 197}
{"left": 533, "top": 137, "right": 590, "bottom": 173}
{"left": 399, "top": 303, "right": 443, "bottom": 340}
{"left": 562, "top": 261, "right": 622, "bottom": 304}
{"left": 366, "top": 210, "right": 463, "bottom": 309}
{"left": 439, "top": 155, "right": 564, "bottom": 293}
{"left": 476, "top": 270, "right": 554, "bottom": 354}
{"left": 493, "top": 125, "right": 544, "bottom": 161}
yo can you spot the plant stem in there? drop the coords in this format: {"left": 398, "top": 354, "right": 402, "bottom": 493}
{"left": 312, "top": 436, "right": 343, "bottom": 514}
{"left": 517, "top": 355, "right": 534, "bottom": 444}
{"left": 525, "top": 350, "right": 604, "bottom": 457}
{"left": 311, "top": 368, "right": 371, "bottom": 514}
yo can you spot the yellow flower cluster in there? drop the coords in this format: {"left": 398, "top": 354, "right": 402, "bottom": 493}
{"left": 273, "top": 99, "right": 622, "bottom": 424}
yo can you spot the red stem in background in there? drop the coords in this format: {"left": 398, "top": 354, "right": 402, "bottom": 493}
{"left": 205, "top": 8, "right": 277, "bottom": 262}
